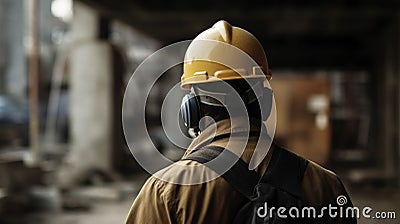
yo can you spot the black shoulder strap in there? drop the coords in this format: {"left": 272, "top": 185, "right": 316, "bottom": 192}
{"left": 183, "top": 146, "right": 259, "bottom": 200}
{"left": 261, "top": 146, "right": 308, "bottom": 199}
{"left": 183, "top": 145, "right": 308, "bottom": 200}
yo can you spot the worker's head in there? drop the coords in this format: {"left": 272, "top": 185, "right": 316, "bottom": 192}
{"left": 180, "top": 20, "right": 272, "bottom": 133}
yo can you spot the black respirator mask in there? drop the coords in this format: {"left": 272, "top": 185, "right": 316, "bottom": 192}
{"left": 180, "top": 81, "right": 272, "bottom": 134}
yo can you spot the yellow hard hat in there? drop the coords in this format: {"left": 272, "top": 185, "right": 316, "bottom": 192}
{"left": 181, "top": 20, "right": 271, "bottom": 90}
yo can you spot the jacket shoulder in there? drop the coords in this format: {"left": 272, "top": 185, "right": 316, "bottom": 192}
{"left": 302, "top": 159, "right": 349, "bottom": 208}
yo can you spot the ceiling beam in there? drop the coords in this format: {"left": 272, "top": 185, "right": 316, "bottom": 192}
{"left": 77, "top": 0, "right": 392, "bottom": 42}
{"left": 76, "top": 0, "right": 385, "bottom": 68}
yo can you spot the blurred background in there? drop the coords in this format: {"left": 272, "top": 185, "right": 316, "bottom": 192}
{"left": 0, "top": 0, "right": 399, "bottom": 223}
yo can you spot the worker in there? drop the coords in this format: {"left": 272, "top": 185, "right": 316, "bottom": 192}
{"left": 126, "top": 20, "right": 356, "bottom": 224}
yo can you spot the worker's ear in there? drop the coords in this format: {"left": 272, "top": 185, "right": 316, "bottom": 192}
{"left": 261, "top": 88, "right": 273, "bottom": 121}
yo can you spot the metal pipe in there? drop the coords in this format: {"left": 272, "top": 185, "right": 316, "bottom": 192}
{"left": 28, "top": 0, "right": 40, "bottom": 166}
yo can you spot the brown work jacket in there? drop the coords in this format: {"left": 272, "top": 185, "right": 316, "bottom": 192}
{"left": 126, "top": 118, "right": 356, "bottom": 224}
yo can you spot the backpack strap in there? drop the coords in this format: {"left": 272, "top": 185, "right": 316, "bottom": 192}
{"left": 261, "top": 146, "right": 308, "bottom": 199}
{"left": 183, "top": 145, "right": 259, "bottom": 200}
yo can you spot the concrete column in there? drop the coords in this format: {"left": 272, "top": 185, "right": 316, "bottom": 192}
{"left": 380, "top": 19, "right": 399, "bottom": 186}
{"left": 59, "top": 2, "right": 113, "bottom": 185}
{"left": 2, "top": 0, "right": 27, "bottom": 97}
{"left": 69, "top": 43, "right": 113, "bottom": 171}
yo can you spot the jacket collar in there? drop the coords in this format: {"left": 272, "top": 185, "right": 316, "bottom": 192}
{"left": 184, "top": 117, "right": 271, "bottom": 158}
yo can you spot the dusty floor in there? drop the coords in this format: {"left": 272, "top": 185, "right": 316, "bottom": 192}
{"left": 4, "top": 198, "right": 133, "bottom": 224}
{"left": 0, "top": 175, "right": 148, "bottom": 224}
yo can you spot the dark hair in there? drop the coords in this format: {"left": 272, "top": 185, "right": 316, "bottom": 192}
{"left": 194, "top": 79, "right": 263, "bottom": 122}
